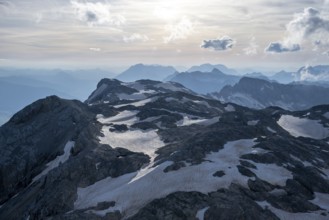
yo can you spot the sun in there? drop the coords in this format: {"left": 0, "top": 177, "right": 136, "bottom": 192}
{"left": 154, "top": 3, "right": 180, "bottom": 21}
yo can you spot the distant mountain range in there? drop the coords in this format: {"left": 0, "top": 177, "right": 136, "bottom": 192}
{"left": 187, "top": 63, "right": 238, "bottom": 75}
{"left": 167, "top": 69, "right": 241, "bottom": 94}
{"left": 116, "top": 64, "right": 177, "bottom": 82}
{"left": 212, "top": 77, "right": 329, "bottom": 110}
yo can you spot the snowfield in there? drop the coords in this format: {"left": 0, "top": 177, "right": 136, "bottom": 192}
{"left": 277, "top": 115, "right": 329, "bottom": 140}
{"left": 75, "top": 139, "right": 293, "bottom": 218}
{"left": 99, "top": 128, "right": 164, "bottom": 161}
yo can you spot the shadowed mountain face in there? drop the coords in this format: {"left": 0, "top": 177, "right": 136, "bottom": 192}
{"left": 1, "top": 78, "right": 329, "bottom": 220}
{"left": 212, "top": 77, "right": 329, "bottom": 110}
{"left": 116, "top": 64, "right": 177, "bottom": 82}
{"left": 168, "top": 69, "right": 241, "bottom": 94}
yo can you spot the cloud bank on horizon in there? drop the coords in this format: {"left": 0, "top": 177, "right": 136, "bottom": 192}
{"left": 0, "top": 0, "right": 329, "bottom": 69}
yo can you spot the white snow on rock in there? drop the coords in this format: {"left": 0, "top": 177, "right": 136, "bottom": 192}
{"left": 267, "top": 127, "right": 276, "bottom": 133}
{"left": 117, "top": 93, "right": 146, "bottom": 101}
{"left": 224, "top": 104, "right": 235, "bottom": 112}
{"left": 196, "top": 207, "right": 209, "bottom": 220}
{"left": 114, "top": 97, "right": 157, "bottom": 108}
{"left": 277, "top": 115, "right": 329, "bottom": 140}
{"left": 311, "top": 192, "right": 329, "bottom": 212}
{"left": 97, "top": 110, "right": 139, "bottom": 126}
{"left": 249, "top": 162, "right": 292, "bottom": 186}
{"left": 324, "top": 112, "right": 329, "bottom": 119}
{"left": 99, "top": 128, "right": 164, "bottom": 161}
{"left": 176, "top": 116, "right": 220, "bottom": 127}
{"left": 257, "top": 201, "right": 328, "bottom": 220}
{"left": 32, "top": 141, "right": 75, "bottom": 182}
{"left": 75, "top": 139, "right": 293, "bottom": 218}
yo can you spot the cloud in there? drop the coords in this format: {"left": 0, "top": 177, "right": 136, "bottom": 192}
{"left": 123, "top": 33, "right": 149, "bottom": 43}
{"left": 323, "top": 51, "right": 329, "bottom": 56}
{"left": 286, "top": 7, "right": 329, "bottom": 43}
{"left": 266, "top": 7, "right": 329, "bottom": 53}
{"left": 71, "top": 1, "right": 125, "bottom": 27}
{"left": 296, "top": 65, "right": 329, "bottom": 81}
{"left": 89, "top": 47, "right": 101, "bottom": 52}
{"left": 265, "top": 42, "right": 301, "bottom": 53}
{"left": 164, "top": 17, "right": 193, "bottom": 43}
{"left": 243, "top": 36, "right": 259, "bottom": 55}
{"left": 201, "top": 36, "right": 235, "bottom": 51}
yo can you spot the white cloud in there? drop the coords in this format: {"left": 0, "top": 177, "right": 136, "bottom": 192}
{"left": 71, "top": 1, "right": 125, "bottom": 27}
{"left": 89, "top": 47, "right": 101, "bottom": 52}
{"left": 266, "top": 7, "right": 329, "bottom": 53}
{"left": 286, "top": 7, "right": 329, "bottom": 44}
{"left": 243, "top": 36, "right": 259, "bottom": 55}
{"left": 322, "top": 51, "right": 329, "bottom": 56}
{"left": 201, "top": 36, "right": 235, "bottom": 51}
{"left": 123, "top": 33, "right": 149, "bottom": 43}
{"left": 164, "top": 17, "right": 194, "bottom": 43}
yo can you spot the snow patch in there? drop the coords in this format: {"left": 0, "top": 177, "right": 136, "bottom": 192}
{"left": 97, "top": 110, "right": 139, "bottom": 126}
{"left": 224, "top": 104, "right": 235, "bottom": 112}
{"left": 75, "top": 139, "right": 293, "bottom": 217}
{"left": 177, "top": 116, "right": 220, "bottom": 127}
{"left": 311, "top": 192, "right": 329, "bottom": 212}
{"left": 196, "top": 207, "right": 209, "bottom": 220}
{"left": 114, "top": 97, "right": 157, "bottom": 108}
{"left": 117, "top": 93, "right": 146, "bottom": 101}
{"left": 250, "top": 162, "right": 292, "bottom": 186}
{"left": 267, "top": 127, "right": 276, "bottom": 133}
{"left": 278, "top": 115, "right": 329, "bottom": 140}
{"left": 99, "top": 128, "right": 164, "bottom": 161}
{"left": 32, "top": 141, "right": 75, "bottom": 182}
{"left": 324, "top": 112, "right": 329, "bottom": 119}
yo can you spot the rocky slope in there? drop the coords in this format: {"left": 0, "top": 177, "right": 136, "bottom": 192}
{"left": 0, "top": 78, "right": 329, "bottom": 220}
{"left": 213, "top": 77, "right": 329, "bottom": 110}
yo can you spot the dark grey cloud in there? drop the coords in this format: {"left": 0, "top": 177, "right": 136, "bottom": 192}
{"left": 85, "top": 11, "right": 98, "bottom": 22}
{"left": 265, "top": 42, "right": 301, "bottom": 53}
{"left": 71, "top": 1, "right": 125, "bottom": 26}
{"left": 201, "top": 36, "right": 235, "bottom": 51}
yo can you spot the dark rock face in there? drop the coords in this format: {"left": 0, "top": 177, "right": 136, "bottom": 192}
{"left": 0, "top": 95, "right": 149, "bottom": 220}
{"left": 1, "top": 78, "right": 329, "bottom": 220}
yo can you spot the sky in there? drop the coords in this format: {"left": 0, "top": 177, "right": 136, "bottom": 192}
{"left": 1, "top": 0, "right": 329, "bottom": 71}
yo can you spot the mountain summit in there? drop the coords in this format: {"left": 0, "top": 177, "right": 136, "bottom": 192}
{"left": 1, "top": 78, "right": 329, "bottom": 220}
{"left": 116, "top": 64, "right": 177, "bottom": 82}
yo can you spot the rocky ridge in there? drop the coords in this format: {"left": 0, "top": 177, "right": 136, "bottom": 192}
{"left": 0, "top": 79, "right": 329, "bottom": 220}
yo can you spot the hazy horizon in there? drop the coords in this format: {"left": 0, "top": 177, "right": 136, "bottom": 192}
{"left": 1, "top": 0, "right": 329, "bottom": 70}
